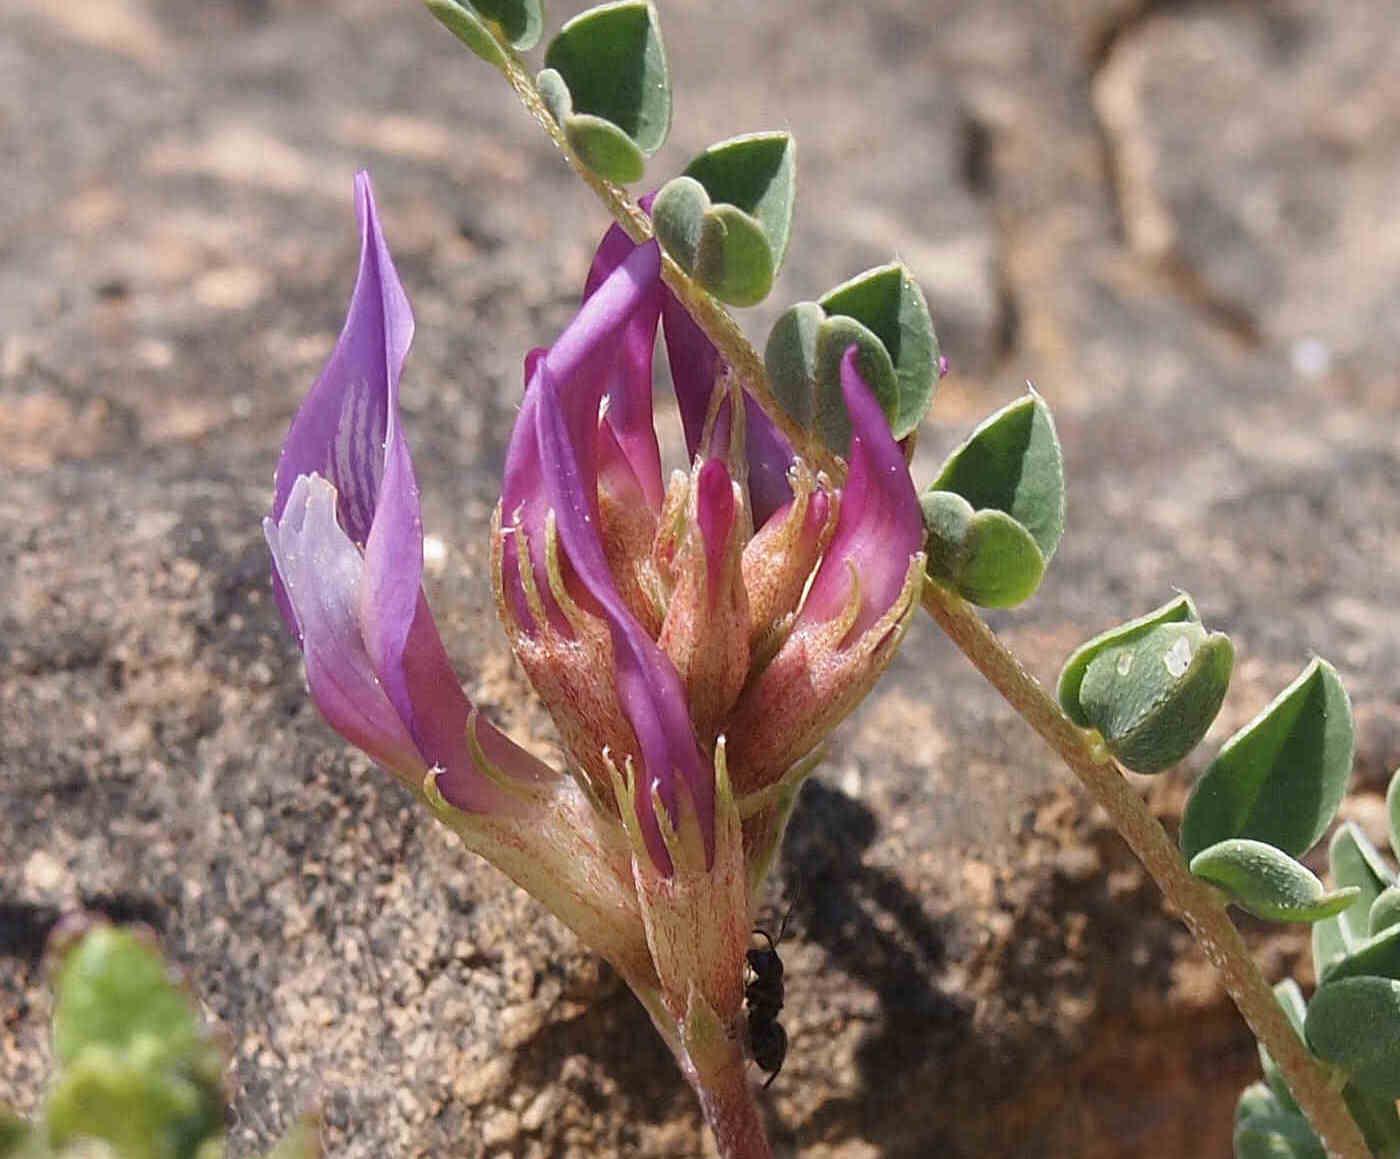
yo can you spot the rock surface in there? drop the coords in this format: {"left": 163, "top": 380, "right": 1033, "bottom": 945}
{"left": 1, "top": 0, "right": 1396, "bottom": 1155}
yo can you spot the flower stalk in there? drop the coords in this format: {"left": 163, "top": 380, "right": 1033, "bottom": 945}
{"left": 481, "top": 44, "right": 1370, "bottom": 1159}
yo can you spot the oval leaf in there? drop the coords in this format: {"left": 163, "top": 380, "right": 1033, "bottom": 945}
{"left": 543, "top": 0, "right": 671, "bottom": 178}
{"left": 1306, "top": 977, "right": 1400, "bottom": 1100}
{"left": 654, "top": 177, "right": 777, "bottom": 307}
{"left": 425, "top": 0, "right": 543, "bottom": 66}
{"left": 928, "top": 392, "right": 1065, "bottom": 561}
{"left": 1372, "top": 887, "right": 1400, "bottom": 936}
{"left": 1190, "top": 839, "right": 1360, "bottom": 924}
{"left": 659, "top": 131, "right": 796, "bottom": 295}
{"left": 1333, "top": 823, "right": 1393, "bottom": 938}
{"left": 695, "top": 204, "right": 775, "bottom": 308}
{"left": 765, "top": 289, "right": 919, "bottom": 454}
{"left": 652, "top": 175, "right": 708, "bottom": 270}
{"left": 819, "top": 263, "right": 940, "bottom": 439}
{"left": 958, "top": 510, "right": 1045, "bottom": 609}
{"left": 1058, "top": 593, "right": 1199, "bottom": 728}
{"left": 683, "top": 132, "right": 795, "bottom": 267}
{"left": 920, "top": 490, "right": 974, "bottom": 582}
{"left": 1180, "top": 658, "right": 1354, "bottom": 861}
{"left": 564, "top": 113, "right": 647, "bottom": 184}
{"left": 1075, "top": 619, "right": 1234, "bottom": 774}
{"left": 921, "top": 496, "right": 1046, "bottom": 609}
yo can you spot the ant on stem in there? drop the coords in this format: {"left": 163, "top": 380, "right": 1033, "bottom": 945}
{"left": 745, "top": 896, "right": 797, "bottom": 1088}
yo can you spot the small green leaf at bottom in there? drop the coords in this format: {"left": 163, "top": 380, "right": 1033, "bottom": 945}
{"left": 1189, "top": 839, "right": 1360, "bottom": 923}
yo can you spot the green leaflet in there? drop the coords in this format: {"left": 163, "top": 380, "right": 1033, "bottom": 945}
{"left": 1058, "top": 594, "right": 1233, "bottom": 774}
{"left": 766, "top": 264, "right": 941, "bottom": 452}
{"left": 653, "top": 133, "right": 795, "bottom": 306}
{"left": 1306, "top": 977, "right": 1400, "bottom": 1101}
{"left": 927, "top": 392, "right": 1064, "bottom": 561}
{"left": 44, "top": 925, "right": 226, "bottom": 1158}
{"left": 916, "top": 393, "right": 1065, "bottom": 609}
{"left": 1372, "top": 887, "right": 1400, "bottom": 936}
{"left": 1180, "top": 658, "right": 1354, "bottom": 861}
{"left": 539, "top": 1, "right": 671, "bottom": 184}
{"left": 1189, "top": 838, "right": 1359, "bottom": 924}
{"left": 424, "top": 0, "right": 544, "bottom": 68}
{"left": 920, "top": 492, "right": 1045, "bottom": 609}
{"left": 1319, "top": 920, "right": 1400, "bottom": 986}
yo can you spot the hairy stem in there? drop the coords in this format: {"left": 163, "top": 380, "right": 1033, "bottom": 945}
{"left": 686, "top": 1037, "right": 774, "bottom": 1159}
{"left": 919, "top": 584, "right": 1369, "bottom": 1157}
{"left": 484, "top": 37, "right": 1368, "bottom": 1159}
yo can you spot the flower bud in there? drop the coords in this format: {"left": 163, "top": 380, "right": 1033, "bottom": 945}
{"left": 658, "top": 458, "right": 750, "bottom": 740}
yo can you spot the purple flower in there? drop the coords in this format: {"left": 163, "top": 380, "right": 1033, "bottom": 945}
{"left": 265, "top": 173, "right": 551, "bottom": 813}
{"left": 494, "top": 223, "right": 925, "bottom": 863}
{"left": 269, "top": 175, "right": 924, "bottom": 880}
{"left": 723, "top": 349, "right": 926, "bottom": 794}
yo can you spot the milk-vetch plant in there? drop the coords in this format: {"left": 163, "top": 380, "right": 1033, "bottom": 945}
{"left": 257, "top": 1, "right": 1383, "bottom": 1153}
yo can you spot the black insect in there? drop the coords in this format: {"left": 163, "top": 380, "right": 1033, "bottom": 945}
{"left": 745, "top": 906, "right": 794, "bottom": 1088}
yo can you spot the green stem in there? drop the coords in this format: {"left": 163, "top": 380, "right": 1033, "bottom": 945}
{"left": 484, "top": 36, "right": 1370, "bottom": 1159}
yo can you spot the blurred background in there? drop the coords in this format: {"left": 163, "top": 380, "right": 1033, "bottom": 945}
{"left": 1, "top": 0, "right": 1395, "bottom": 1154}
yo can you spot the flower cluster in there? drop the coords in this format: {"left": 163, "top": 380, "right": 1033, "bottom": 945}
{"left": 265, "top": 172, "right": 924, "bottom": 1068}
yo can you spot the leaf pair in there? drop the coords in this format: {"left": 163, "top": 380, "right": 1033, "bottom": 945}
{"left": 1177, "top": 658, "right": 1354, "bottom": 923}
{"left": 425, "top": 0, "right": 543, "bottom": 70}
{"left": 766, "top": 263, "right": 941, "bottom": 453}
{"left": 426, "top": 1, "right": 671, "bottom": 185}
{"left": 538, "top": 2, "right": 671, "bottom": 184}
{"left": 653, "top": 133, "right": 796, "bottom": 307}
{"left": 919, "top": 393, "right": 1063, "bottom": 608}
{"left": 1059, "top": 594, "right": 1233, "bottom": 773}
